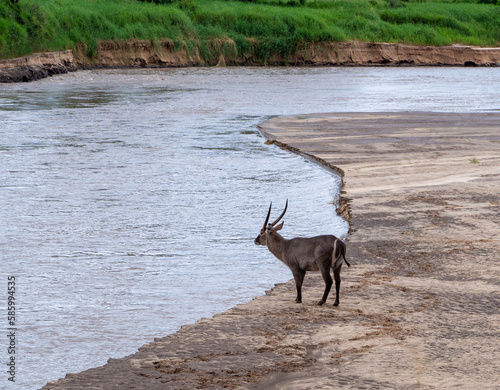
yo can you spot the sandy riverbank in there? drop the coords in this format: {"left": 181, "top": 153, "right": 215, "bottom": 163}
{"left": 2, "top": 41, "right": 500, "bottom": 82}
{"left": 43, "top": 111, "right": 500, "bottom": 389}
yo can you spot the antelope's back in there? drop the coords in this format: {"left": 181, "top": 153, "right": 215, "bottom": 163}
{"left": 287, "top": 235, "right": 340, "bottom": 266}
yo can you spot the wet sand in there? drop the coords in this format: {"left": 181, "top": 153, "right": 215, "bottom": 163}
{"left": 43, "top": 112, "right": 500, "bottom": 389}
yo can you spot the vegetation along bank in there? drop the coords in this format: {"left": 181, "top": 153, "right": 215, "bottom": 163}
{"left": 1, "top": 0, "right": 500, "bottom": 81}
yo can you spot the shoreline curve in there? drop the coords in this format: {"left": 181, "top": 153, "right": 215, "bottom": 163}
{"left": 43, "top": 111, "right": 500, "bottom": 389}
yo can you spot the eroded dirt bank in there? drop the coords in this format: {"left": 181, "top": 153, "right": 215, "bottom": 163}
{"left": 2, "top": 40, "right": 500, "bottom": 82}
{"left": 75, "top": 40, "right": 500, "bottom": 67}
{"left": 43, "top": 112, "right": 500, "bottom": 389}
{"left": 0, "top": 50, "right": 76, "bottom": 82}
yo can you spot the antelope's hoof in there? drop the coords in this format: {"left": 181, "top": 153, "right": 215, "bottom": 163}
{"left": 295, "top": 299, "right": 302, "bottom": 303}
{"left": 333, "top": 302, "right": 339, "bottom": 307}
{"left": 317, "top": 300, "right": 325, "bottom": 306}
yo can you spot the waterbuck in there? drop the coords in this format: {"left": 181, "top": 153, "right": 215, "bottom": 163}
{"left": 254, "top": 200, "right": 350, "bottom": 306}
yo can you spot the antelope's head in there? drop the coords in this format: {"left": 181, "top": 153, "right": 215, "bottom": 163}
{"left": 254, "top": 200, "right": 288, "bottom": 246}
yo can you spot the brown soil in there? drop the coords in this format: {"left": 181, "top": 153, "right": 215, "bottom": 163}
{"left": 43, "top": 112, "right": 500, "bottom": 389}
{"left": 0, "top": 50, "right": 76, "bottom": 82}
{"left": 77, "top": 40, "right": 500, "bottom": 67}
{"left": 2, "top": 40, "right": 500, "bottom": 82}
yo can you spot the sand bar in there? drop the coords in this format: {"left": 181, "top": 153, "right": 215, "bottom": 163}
{"left": 43, "top": 112, "right": 500, "bottom": 389}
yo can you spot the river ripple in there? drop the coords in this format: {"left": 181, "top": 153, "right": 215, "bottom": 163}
{"left": 0, "top": 67, "right": 499, "bottom": 389}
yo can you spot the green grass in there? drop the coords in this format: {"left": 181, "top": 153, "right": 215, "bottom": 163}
{"left": 1, "top": 0, "right": 499, "bottom": 60}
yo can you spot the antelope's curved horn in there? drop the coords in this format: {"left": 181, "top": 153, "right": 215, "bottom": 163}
{"left": 271, "top": 199, "right": 288, "bottom": 227}
{"left": 262, "top": 202, "right": 272, "bottom": 231}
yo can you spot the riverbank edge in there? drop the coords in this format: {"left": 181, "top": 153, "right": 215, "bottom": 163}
{"left": 41, "top": 111, "right": 500, "bottom": 389}
{"left": 0, "top": 50, "right": 76, "bottom": 83}
{"left": 40, "top": 118, "right": 354, "bottom": 390}
{"left": 2, "top": 39, "right": 500, "bottom": 82}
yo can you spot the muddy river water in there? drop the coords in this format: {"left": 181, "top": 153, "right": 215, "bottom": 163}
{"left": 1, "top": 67, "right": 499, "bottom": 389}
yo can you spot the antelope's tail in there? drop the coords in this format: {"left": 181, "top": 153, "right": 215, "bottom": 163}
{"left": 333, "top": 239, "right": 351, "bottom": 270}
{"left": 342, "top": 245, "right": 351, "bottom": 268}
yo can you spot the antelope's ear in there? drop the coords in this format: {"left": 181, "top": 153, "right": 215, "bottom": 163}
{"left": 274, "top": 222, "right": 284, "bottom": 231}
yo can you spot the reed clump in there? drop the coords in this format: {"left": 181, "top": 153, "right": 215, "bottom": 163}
{"left": 1, "top": 0, "right": 499, "bottom": 60}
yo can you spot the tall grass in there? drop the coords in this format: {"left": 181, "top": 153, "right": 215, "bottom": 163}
{"left": 1, "top": 0, "right": 499, "bottom": 60}
{"left": 379, "top": 2, "right": 500, "bottom": 45}
{"left": 0, "top": 0, "right": 193, "bottom": 58}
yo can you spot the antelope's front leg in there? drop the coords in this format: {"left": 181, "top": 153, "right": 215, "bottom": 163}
{"left": 292, "top": 270, "right": 305, "bottom": 303}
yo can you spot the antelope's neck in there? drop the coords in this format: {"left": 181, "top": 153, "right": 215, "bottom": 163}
{"left": 267, "top": 233, "right": 287, "bottom": 261}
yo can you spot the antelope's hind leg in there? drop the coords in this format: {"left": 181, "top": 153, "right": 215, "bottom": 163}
{"left": 333, "top": 264, "right": 342, "bottom": 306}
{"left": 318, "top": 266, "right": 333, "bottom": 306}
